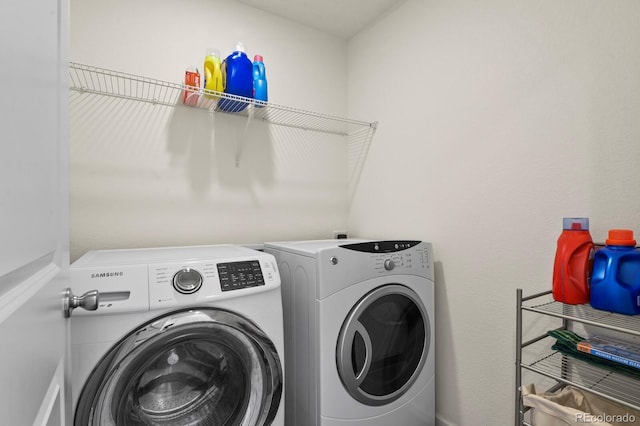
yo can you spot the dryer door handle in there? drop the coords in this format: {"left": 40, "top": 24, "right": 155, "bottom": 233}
{"left": 353, "top": 321, "right": 373, "bottom": 386}
{"left": 337, "top": 319, "right": 373, "bottom": 388}
{"left": 63, "top": 288, "right": 99, "bottom": 318}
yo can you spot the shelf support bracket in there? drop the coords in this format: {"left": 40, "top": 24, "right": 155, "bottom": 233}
{"left": 235, "top": 105, "right": 254, "bottom": 167}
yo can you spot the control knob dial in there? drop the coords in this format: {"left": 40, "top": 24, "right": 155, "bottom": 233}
{"left": 384, "top": 258, "right": 395, "bottom": 271}
{"left": 173, "top": 268, "right": 203, "bottom": 294}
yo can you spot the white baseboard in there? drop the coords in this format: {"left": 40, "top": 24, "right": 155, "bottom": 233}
{"left": 436, "top": 414, "right": 458, "bottom": 426}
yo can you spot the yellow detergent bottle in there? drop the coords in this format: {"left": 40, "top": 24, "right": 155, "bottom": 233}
{"left": 204, "top": 48, "right": 224, "bottom": 98}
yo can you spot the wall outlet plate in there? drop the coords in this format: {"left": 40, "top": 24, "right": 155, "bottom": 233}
{"left": 333, "top": 230, "right": 348, "bottom": 239}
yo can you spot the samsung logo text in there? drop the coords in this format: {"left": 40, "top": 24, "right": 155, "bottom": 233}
{"left": 91, "top": 272, "right": 124, "bottom": 279}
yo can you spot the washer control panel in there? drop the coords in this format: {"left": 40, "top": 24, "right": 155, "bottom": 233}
{"left": 217, "top": 260, "right": 265, "bottom": 292}
{"left": 148, "top": 253, "right": 279, "bottom": 309}
{"left": 69, "top": 246, "right": 281, "bottom": 314}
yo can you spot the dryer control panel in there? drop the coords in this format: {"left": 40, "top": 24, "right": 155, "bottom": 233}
{"left": 312, "top": 240, "right": 433, "bottom": 299}
{"left": 339, "top": 240, "right": 431, "bottom": 275}
{"left": 340, "top": 240, "right": 421, "bottom": 253}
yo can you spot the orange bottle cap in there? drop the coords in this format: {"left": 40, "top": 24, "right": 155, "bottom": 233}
{"left": 606, "top": 229, "right": 636, "bottom": 246}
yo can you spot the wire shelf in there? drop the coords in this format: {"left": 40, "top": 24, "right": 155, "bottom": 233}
{"left": 521, "top": 341, "right": 640, "bottom": 411}
{"left": 522, "top": 292, "right": 640, "bottom": 337}
{"left": 68, "top": 62, "right": 377, "bottom": 137}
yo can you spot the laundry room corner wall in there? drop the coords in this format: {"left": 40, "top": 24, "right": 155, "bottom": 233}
{"left": 347, "top": 0, "right": 640, "bottom": 425}
{"left": 69, "top": 0, "right": 349, "bottom": 261}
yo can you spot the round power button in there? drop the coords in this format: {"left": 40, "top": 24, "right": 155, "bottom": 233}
{"left": 173, "top": 268, "right": 203, "bottom": 294}
{"left": 384, "top": 259, "right": 395, "bottom": 271}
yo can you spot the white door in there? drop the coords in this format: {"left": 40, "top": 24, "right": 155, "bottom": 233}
{"left": 0, "top": 0, "right": 70, "bottom": 424}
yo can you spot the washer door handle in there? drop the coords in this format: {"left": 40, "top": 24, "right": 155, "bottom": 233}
{"left": 64, "top": 288, "right": 99, "bottom": 318}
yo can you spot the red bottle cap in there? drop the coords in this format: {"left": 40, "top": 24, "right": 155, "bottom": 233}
{"left": 254, "top": 55, "right": 263, "bottom": 62}
{"left": 606, "top": 229, "right": 636, "bottom": 246}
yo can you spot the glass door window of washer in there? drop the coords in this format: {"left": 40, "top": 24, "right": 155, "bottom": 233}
{"left": 74, "top": 309, "right": 282, "bottom": 426}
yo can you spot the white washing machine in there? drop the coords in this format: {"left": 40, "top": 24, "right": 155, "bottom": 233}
{"left": 264, "top": 239, "right": 434, "bottom": 426}
{"left": 68, "top": 244, "right": 284, "bottom": 426}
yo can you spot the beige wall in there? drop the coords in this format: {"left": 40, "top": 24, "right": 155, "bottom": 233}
{"left": 69, "top": 0, "right": 351, "bottom": 261}
{"left": 348, "top": 1, "right": 640, "bottom": 425}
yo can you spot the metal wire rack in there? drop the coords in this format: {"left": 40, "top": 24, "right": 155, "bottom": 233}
{"left": 68, "top": 62, "right": 377, "bottom": 137}
{"left": 516, "top": 289, "right": 640, "bottom": 425}
{"left": 522, "top": 291, "right": 640, "bottom": 337}
{"left": 522, "top": 339, "right": 640, "bottom": 410}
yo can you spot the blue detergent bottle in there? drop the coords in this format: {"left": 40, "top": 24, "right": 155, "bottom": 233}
{"left": 590, "top": 229, "right": 640, "bottom": 315}
{"left": 218, "top": 42, "right": 253, "bottom": 112}
{"left": 252, "top": 54, "right": 268, "bottom": 107}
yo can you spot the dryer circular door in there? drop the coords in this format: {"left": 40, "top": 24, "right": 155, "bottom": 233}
{"left": 74, "top": 308, "right": 282, "bottom": 426}
{"left": 336, "top": 284, "right": 430, "bottom": 406}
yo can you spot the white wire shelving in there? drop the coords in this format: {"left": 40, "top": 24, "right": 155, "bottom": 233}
{"left": 68, "top": 62, "right": 377, "bottom": 137}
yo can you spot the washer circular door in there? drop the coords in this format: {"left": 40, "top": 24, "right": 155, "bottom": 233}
{"left": 336, "top": 284, "right": 430, "bottom": 406}
{"left": 75, "top": 308, "right": 282, "bottom": 426}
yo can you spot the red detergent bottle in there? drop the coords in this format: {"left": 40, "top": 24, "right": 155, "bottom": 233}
{"left": 552, "top": 217, "right": 594, "bottom": 304}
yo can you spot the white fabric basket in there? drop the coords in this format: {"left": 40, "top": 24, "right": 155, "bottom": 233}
{"left": 521, "top": 384, "right": 639, "bottom": 426}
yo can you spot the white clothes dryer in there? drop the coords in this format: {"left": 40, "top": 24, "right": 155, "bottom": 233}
{"left": 69, "top": 244, "right": 284, "bottom": 426}
{"left": 265, "top": 239, "right": 434, "bottom": 426}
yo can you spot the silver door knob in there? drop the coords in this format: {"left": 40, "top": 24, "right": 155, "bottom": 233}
{"left": 64, "top": 288, "right": 99, "bottom": 318}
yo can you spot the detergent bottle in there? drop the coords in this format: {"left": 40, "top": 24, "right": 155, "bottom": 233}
{"left": 218, "top": 42, "right": 253, "bottom": 112}
{"left": 252, "top": 54, "right": 268, "bottom": 107}
{"left": 203, "top": 48, "right": 224, "bottom": 99}
{"left": 182, "top": 65, "right": 200, "bottom": 106}
{"left": 590, "top": 229, "right": 640, "bottom": 315}
{"left": 552, "top": 217, "right": 594, "bottom": 304}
